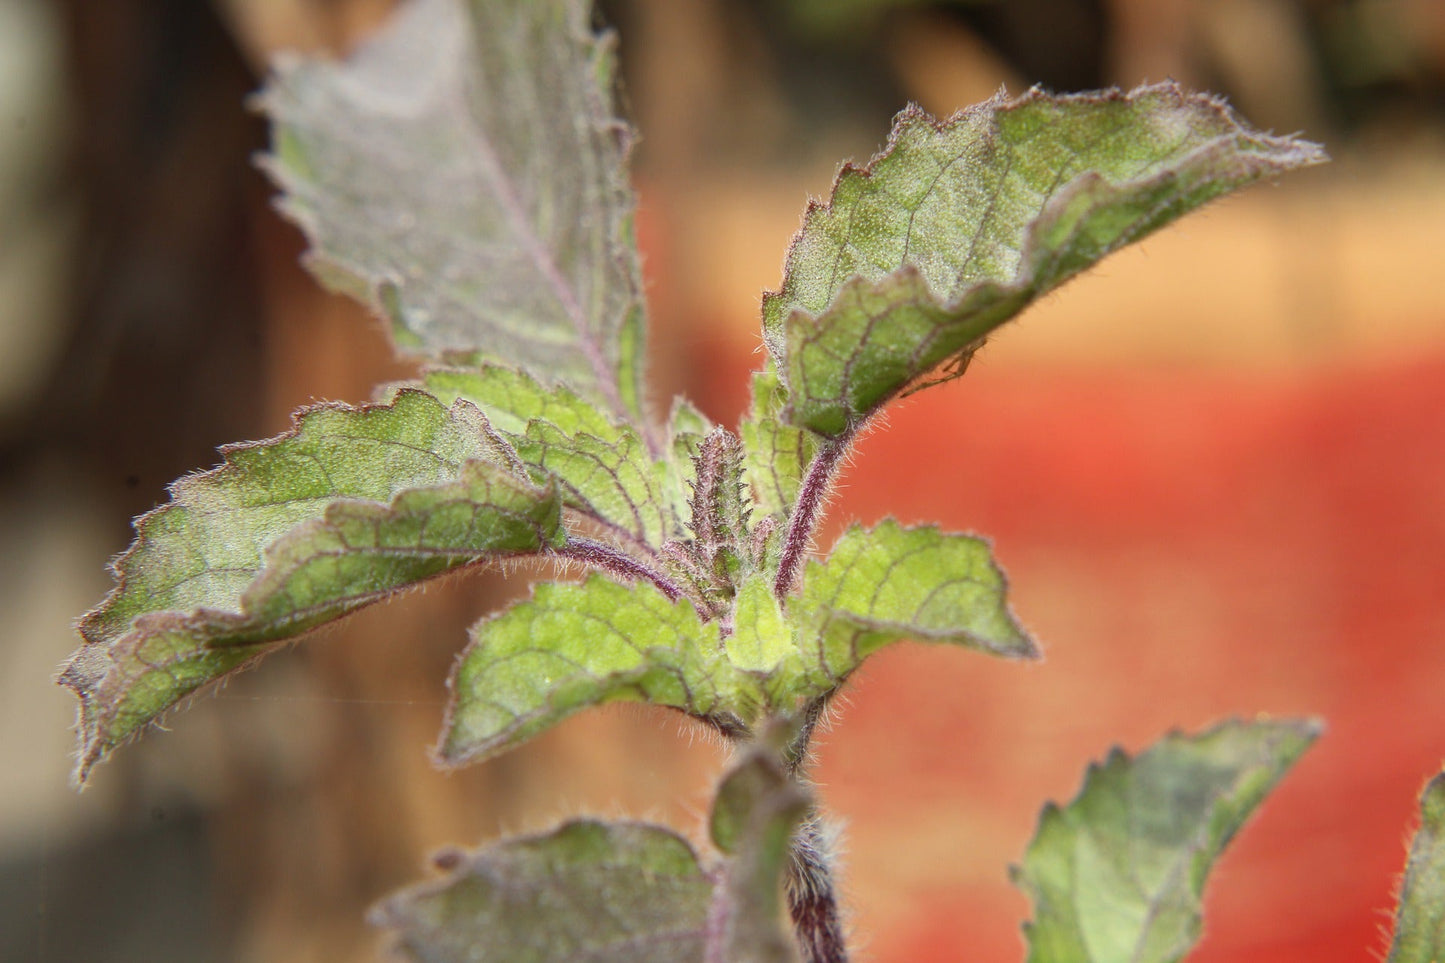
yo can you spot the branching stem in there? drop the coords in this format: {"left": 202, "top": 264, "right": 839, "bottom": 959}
{"left": 555, "top": 537, "right": 686, "bottom": 601}
{"left": 773, "top": 427, "right": 856, "bottom": 601}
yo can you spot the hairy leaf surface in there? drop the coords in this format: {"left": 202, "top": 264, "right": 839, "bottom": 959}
{"left": 1387, "top": 771, "right": 1445, "bottom": 963}
{"left": 740, "top": 368, "right": 819, "bottom": 522}
{"left": 262, "top": 0, "right": 648, "bottom": 423}
{"left": 375, "top": 749, "right": 806, "bottom": 962}
{"left": 373, "top": 820, "right": 714, "bottom": 963}
{"left": 1014, "top": 718, "right": 1320, "bottom": 963}
{"left": 421, "top": 366, "right": 675, "bottom": 546}
{"left": 789, "top": 521, "right": 1036, "bottom": 690}
{"left": 728, "top": 576, "right": 793, "bottom": 675}
{"left": 440, "top": 576, "right": 763, "bottom": 766}
{"left": 762, "top": 84, "right": 1327, "bottom": 436}
{"left": 61, "top": 391, "right": 562, "bottom": 782}
{"left": 664, "top": 397, "right": 714, "bottom": 528}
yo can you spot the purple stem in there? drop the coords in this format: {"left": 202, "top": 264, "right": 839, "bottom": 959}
{"left": 772, "top": 428, "right": 855, "bottom": 600}
{"left": 555, "top": 537, "right": 685, "bottom": 601}
{"left": 787, "top": 816, "right": 849, "bottom": 963}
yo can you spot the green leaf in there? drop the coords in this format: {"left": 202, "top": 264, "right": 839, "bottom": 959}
{"left": 762, "top": 84, "right": 1327, "bottom": 437}
{"left": 740, "top": 368, "right": 819, "bottom": 522}
{"left": 1387, "top": 771, "right": 1445, "bottom": 963}
{"left": 374, "top": 748, "right": 808, "bottom": 963}
{"left": 709, "top": 745, "right": 810, "bottom": 963}
{"left": 420, "top": 365, "right": 675, "bottom": 547}
{"left": 439, "top": 575, "right": 764, "bottom": 766}
{"left": 371, "top": 820, "right": 715, "bottom": 963}
{"left": 663, "top": 397, "right": 714, "bottom": 529}
{"left": 788, "top": 520, "right": 1036, "bottom": 691}
{"left": 1014, "top": 718, "right": 1321, "bottom": 963}
{"left": 728, "top": 575, "right": 793, "bottom": 675}
{"left": 421, "top": 365, "right": 621, "bottom": 440}
{"left": 260, "top": 0, "right": 649, "bottom": 423}
{"left": 516, "top": 421, "right": 673, "bottom": 548}
{"left": 59, "top": 390, "right": 563, "bottom": 782}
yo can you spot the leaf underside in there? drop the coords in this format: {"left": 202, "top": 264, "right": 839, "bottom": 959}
{"left": 374, "top": 743, "right": 806, "bottom": 962}
{"left": 763, "top": 83, "right": 1327, "bottom": 437}
{"left": 261, "top": 0, "right": 649, "bottom": 423}
{"left": 60, "top": 390, "right": 563, "bottom": 782}
{"left": 1387, "top": 771, "right": 1445, "bottom": 963}
{"left": 1014, "top": 718, "right": 1320, "bottom": 963}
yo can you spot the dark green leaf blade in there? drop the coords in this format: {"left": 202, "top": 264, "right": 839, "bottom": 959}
{"left": 261, "top": 0, "right": 648, "bottom": 423}
{"left": 439, "top": 575, "right": 763, "bottom": 766}
{"left": 1014, "top": 718, "right": 1320, "bottom": 963}
{"left": 372, "top": 820, "right": 714, "bottom": 963}
{"left": 788, "top": 520, "right": 1036, "bottom": 692}
{"left": 60, "top": 391, "right": 563, "bottom": 783}
{"left": 1387, "top": 771, "right": 1445, "bottom": 963}
{"left": 763, "top": 84, "right": 1327, "bottom": 437}
{"left": 374, "top": 748, "right": 809, "bottom": 963}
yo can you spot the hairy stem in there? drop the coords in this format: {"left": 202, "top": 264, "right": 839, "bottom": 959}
{"left": 775, "top": 695, "right": 847, "bottom": 961}
{"left": 787, "top": 811, "right": 849, "bottom": 963}
{"left": 773, "top": 428, "right": 855, "bottom": 600}
{"left": 554, "top": 537, "right": 686, "bottom": 601}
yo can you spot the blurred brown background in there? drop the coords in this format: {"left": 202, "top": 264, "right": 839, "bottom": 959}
{"left": 1, "top": 0, "right": 1442, "bottom": 960}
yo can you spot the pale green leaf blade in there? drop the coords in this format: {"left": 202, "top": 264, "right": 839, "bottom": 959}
{"left": 740, "top": 368, "right": 820, "bottom": 522}
{"left": 419, "top": 365, "right": 676, "bottom": 547}
{"left": 439, "top": 576, "right": 762, "bottom": 766}
{"left": 420, "top": 365, "right": 620, "bottom": 439}
{"left": 728, "top": 575, "right": 793, "bottom": 675}
{"left": 371, "top": 820, "right": 714, "bottom": 963}
{"left": 763, "top": 84, "right": 1327, "bottom": 436}
{"left": 791, "top": 520, "right": 1036, "bottom": 690}
{"left": 516, "top": 421, "right": 673, "bottom": 548}
{"left": 1387, "top": 771, "right": 1445, "bottom": 963}
{"left": 663, "top": 397, "right": 714, "bottom": 528}
{"left": 709, "top": 746, "right": 809, "bottom": 963}
{"left": 59, "top": 390, "right": 563, "bottom": 782}
{"left": 261, "top": 0, "right": 648, "bottom": 422}
{"left": 1015, "top": 718, "right": 1321, "bottom": 963}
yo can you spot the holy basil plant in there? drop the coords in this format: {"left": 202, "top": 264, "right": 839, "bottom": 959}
{"left": 60, "top": 1, "right": 1441, "bottom": 961}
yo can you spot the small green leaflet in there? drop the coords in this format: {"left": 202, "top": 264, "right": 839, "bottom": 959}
{"left": 1386, "top": 771, "right": 1445, "bottom": 963}
{"left": 762, "top": 84, "right": 1327, "bottom": 437}
{"left": 727, "top": 575, "right": 794, "bottom": 675}
{"left": 788, "top": 520, "right": 1037, "bottom": 691}
{"left": 1014, "top": 718, "right": 1320, "bottom": 963}
{"left": 420, "top": 365, "right": 676, "bottom": 547}
{"left": 60, "top": 391, "right": 563, "bottom": 783}
{"left": 439, "top": 576, "right": 764, "bottom": 767}
{"left": 374, "top": 745, "right": 806, "bottom": 963}
{"left": 665, "top": 397, "right": 715, "bottom": 532}
{"left": 440, "top": 521, "right": 1036, "bottom": 768}
{"left": 261, "top": 0, "right": 650, "bottom": 425}
{"left": 740, "top": 368, "right": 819, "bottom": 522}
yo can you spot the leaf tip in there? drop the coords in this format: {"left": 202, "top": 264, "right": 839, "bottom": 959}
{"left": 56, "top": 647, "right": 108, "bottom": 787}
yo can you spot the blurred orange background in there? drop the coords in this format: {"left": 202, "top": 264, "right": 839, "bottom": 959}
{"left": 1, "top": 1, "right": 1443, "bottom": 961}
